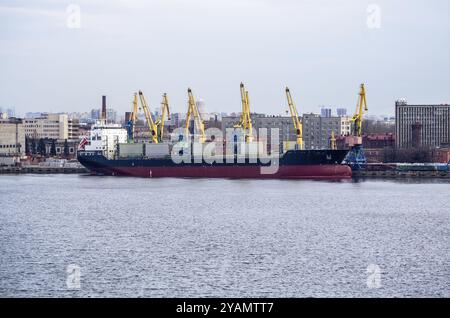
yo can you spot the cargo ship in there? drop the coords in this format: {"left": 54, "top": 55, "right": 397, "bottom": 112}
{"left": 78, "top": 149, "right": 350, "bottom": 179}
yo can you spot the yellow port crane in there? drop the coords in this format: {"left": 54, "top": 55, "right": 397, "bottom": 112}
{"left": 346, "top": 83, "right": 368, "bottom": 168}
{"left": 234, "top": 82, "right": 253, "bottom": 142}
{"left": 330, "top": 131, "right": 337, "bottom": 150}
{"left": 351, "top": 83, "right": 368, "bottom": 137}
{"left": 138, "top": 90, "right": 159, "bottom": 143}
{"left": 285, "top": 87, "right": 303, "bottom": 149}
{"left": 185, "top": 88, "right": 205, "bottom": 143}
{"left": 155, "top": 93, "right": 170, "bottom": 142}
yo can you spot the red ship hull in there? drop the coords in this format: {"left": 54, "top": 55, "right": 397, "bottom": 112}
{"left": 94, "top": 165, "right": 352, "bottom": 180}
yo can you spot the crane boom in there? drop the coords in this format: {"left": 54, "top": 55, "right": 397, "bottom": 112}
{"left": 330, "top": 131, "right": 337, "bottom": 150}
{"left": 155, "top": 93, "right": 170, "bottom": 142}
{"left": 185, "top": 88, "right": 205, "bottom": 143}
{"left": 351, "top": 84, "right": 368, "bottom": 137}
{"left": 138, "top": 90, "right": 158, "bottom": 143}
{"left": 131, "top": 92, "right": 138, "bottom": 132}
{"left": 285, "top": 87, "right": 303, "bottom": 149}
{"left": 234, "top": 82, "right": 253, "bottom": 142}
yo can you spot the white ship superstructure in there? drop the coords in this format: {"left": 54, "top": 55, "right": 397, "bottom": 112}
{"left": 84, "top": 122, "right": 127, "bottom": 158}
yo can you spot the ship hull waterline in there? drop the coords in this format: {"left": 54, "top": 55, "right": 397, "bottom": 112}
{"left": 85, "top": 165, "right": 351, "bottom": 180}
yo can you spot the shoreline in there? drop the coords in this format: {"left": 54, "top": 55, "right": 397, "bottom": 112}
{"left": 353, "top": 170, "right": 450, "bottom": 179}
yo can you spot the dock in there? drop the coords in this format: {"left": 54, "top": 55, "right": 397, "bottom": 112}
{"left": 0, "top": 166, "right": 88, "bottom": 174}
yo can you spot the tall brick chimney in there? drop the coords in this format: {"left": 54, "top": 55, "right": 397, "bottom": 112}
{"left": 101, "top": 95, "right": 107, "bottom": 121}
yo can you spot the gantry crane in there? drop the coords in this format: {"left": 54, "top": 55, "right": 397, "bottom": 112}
{"left": 285, "top": 87, "right": 303, "bottom": 150}
{"left": 126, "top": 92, "right": 139, "bottom": 142}
{"left": 138, "top": 90, "right": 159, "bottom": 143}
{"left": 345, "top": 83, "right": 368, "bottom": 169}
{"left": 234, "top": 82, "right": 253, "bottom": 142}
{"left": 185, "top": 88, "right": 205, "bottom": 143}
{"left": 155, "top": 93, "right": 170, "bottom": 142}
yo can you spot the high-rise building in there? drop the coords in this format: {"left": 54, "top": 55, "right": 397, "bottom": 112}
{"left": 395, "top": 100, "right": 450, "bottom": 148}
{"left": 106, "top": 109, "right": 117, "bottom": 123}
{"left": 90, "top": 109, "right": 100, "bottom": 121}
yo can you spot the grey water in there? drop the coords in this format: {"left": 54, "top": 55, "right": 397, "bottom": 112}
{"left": 0, "top": 174, "right": 449, "bottom": 297}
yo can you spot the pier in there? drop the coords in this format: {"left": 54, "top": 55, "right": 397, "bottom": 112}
{"left": 0, "top": 165, "right": 88, "bottom": 174}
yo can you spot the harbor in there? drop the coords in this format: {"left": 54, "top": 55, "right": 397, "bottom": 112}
{"left": 2, "top": 83, "right": 449, "bottom": 180}
{"left": 1, "top": 0, "right": 450, "bottom": 304}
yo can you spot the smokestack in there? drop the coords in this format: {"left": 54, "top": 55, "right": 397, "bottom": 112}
{"left": 102, "top": 95, "right": 107, "bottom": 121}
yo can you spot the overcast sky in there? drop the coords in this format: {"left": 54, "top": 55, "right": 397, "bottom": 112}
{"left": 1, "top": 0, "right": 449, "bottom": 117}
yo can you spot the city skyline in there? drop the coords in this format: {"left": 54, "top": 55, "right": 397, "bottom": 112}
{"left": 1, "top": 1, "right": 450, "bottom": 116}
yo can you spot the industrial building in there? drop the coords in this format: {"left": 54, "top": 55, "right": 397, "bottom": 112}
{"left": 395, "top": 100, "right": 450, "bottom": 148}
{"left": 0, "top": 117, "right": 25, "bottom": 156}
